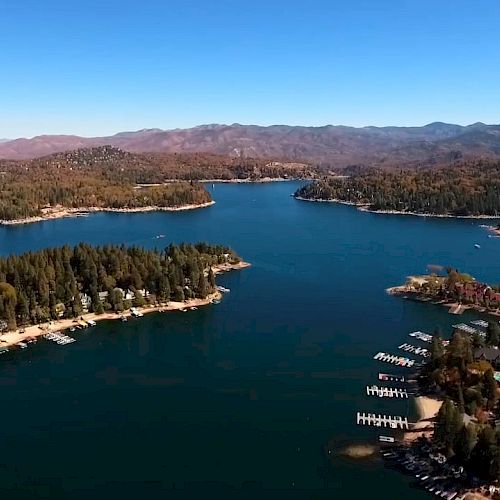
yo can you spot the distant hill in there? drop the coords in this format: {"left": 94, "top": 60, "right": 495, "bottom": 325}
{"left": 1, "top": 122, "right": 500, "bottom": 166}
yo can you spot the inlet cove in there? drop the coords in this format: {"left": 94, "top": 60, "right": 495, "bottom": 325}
{"left": 0, "top": 181, "right": 499, "bottom": 500}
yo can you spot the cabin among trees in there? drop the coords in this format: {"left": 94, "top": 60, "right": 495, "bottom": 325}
{"left": 401, "top": 268, "right": 500, "bottom": 311}
{"left": 0, "top": 242, "right": 238, "bottom": 331}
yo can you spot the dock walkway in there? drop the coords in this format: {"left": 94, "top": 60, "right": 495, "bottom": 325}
{"left": 366, "top": 385, "right": 408, "bottom": 398}
{"left": 356, "top": 412, "right": 409, "bottom": 429}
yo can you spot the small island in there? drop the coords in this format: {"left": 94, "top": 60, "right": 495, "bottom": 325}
{"left": 387, "top": 268, "right": 500, "bottom": 316}
{"left": 294, "top": 162, "right": 500, "bottom": 217}
{"left": 0, "top": 242, "right": 250, "bottom": 350}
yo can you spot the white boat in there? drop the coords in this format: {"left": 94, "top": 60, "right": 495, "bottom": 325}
{"left": 88, "top": 320, "right": 96, "bottom": 326}
{"left": 17, "top": 342, "right": 28, "bottom": 349}
{"left": 474, "top": 243, "right": 481, "bottom": 249}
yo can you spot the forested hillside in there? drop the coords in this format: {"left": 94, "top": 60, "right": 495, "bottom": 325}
{"left": 0, "top": 243, "right": 240, "bottom": 330}
{"left": 0, "top": 145, "right": 314, "bottom": 221}
{"left": 295, "top": 161, "right": 500, "bottom": 216}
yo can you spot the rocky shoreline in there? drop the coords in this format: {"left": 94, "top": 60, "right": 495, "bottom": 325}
{"left": 294, "top": 196, "right": 500, "bottom": 219}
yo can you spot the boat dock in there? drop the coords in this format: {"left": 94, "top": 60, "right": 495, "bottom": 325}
{"left": 356, "top": 412, "right": 409, "bottom": 429}
{"left": 366, "top": 385, "right": 408, "bottom": 398}
{"left": 471, "top": 319, "right": 489, "bottom": 329}
{"left": 409, "top": 331, "right": 432, "bottom": 343}
{"left": 378, "top": 372, "right": 405, "bottom": 382}
{"left": 44, "top": 332, "right": 76, "bottom": 345}
{"left": 398, "top": 343, "right": 429, "bottom": 358}
{"left": 373, "top": 352, "right": 415, "bottom": 367}
{"left": 452, "top": 323, "right": 485, "bottom": 338}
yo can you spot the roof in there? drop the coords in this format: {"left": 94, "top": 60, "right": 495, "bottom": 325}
{"left": 474, "top": 347, "right": 500, "bottom": 362}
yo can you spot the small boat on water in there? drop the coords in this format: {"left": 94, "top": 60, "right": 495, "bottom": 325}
{"left": 180, "top": 308, "right": 187, "bottom": 313}
{"left": 69, "top": 327, "right": 76, "bottom": 332}
{"left": 190, "top": 306, "right": 198, "bottom": 311}
{"left": 88, "top": 320, "right": 97, "bottom": 327}
{"left": 474, "top": 243, "right": 481, "bottom": 249}
{"left": 16, "top": 342, "right": 28, "bottom": 349}
{"left": 121, "top": 316, "right": 128, "bottom": 322}
{"left": 211, "top": 299, "right": 221, "bottom": 305}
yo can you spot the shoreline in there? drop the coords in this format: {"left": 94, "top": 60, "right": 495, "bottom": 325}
{"left": 404, "top": 396, "right": 442, "bottom": 443}
{"left": 0, "top": 201, "right": 216, "bottom": 226}
{"left": 0, "top": 261, "right": 250, "bottom": 350}
{"left": 294, "top": 196, "right": 500, "bottom": 220}
{"left": 387, "top": 283, "right": 500, "bottom": 319}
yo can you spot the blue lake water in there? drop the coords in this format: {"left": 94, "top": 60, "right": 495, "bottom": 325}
{"left": 0, "top": 182, "right": 499, "bottom": 499}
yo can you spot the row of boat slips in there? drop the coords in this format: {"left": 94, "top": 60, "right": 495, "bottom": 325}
{"left": 409, "top": 330, "right": 433, "bottom": 343}
{"left": 398, "top": 343, "right": 429, "bottom": 358}
{"left": 44, "top": 331, "right": 76, "bottom": 345}
{"left": 409, "top": 330, "right": 450, "bottom": 346}
{"left": 452, "top": 322, "right": 485, "bottom": 338}
{"left": 471, "top": 319, "right": 489, "bottom": 328}
{"left": 356, "top": 412, "right": 409, "bottom": 429}
{"left": 366, "top": 385, "right": 408, "bottom": 398}
{"left": 373, "top": 352, "right": 416, "bottom": 367}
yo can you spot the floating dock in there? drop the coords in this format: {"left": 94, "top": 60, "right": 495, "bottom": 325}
{"left": 398, "top": 343, "right": 429, "bottom": 358}
{"left": 366, "top": 385, "right": 408, "bottom": 398}
{"left": 356, "top": 412, "right": 409, "bottom": 429}
{"left": 373, "top": 352, "right": 415, "bottom": 367}
{"left": 44, "top": 332, "right": 76, "bottom": 345}
{"left": 409, "top": 331, "right": 432, "bottom": 343}
{"left": 471, "top": 319, "right": 489, "bottom": 329}
{"left": 378, "top": 373, "right": 405, "bottom": 383}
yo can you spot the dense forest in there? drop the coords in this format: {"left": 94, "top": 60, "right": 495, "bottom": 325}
{"left": 0, "top": 146, "right": 315, "bottom": 221}
{"left": 0, "top": 243, "right": 240, "bottom": 330}
{"left": 420, "top": 322, "right": 500, "bottom": 481}
{"left": 295, "top": 161, "right": 500, "bottom": 216}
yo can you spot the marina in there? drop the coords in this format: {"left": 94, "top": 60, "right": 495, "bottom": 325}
{"left": 366, "top": 385, "right": 408, "bottom": 398}
{"left": 356, "top": 412, "right": 409, "bottom": 429}
{"left": 373, "top": 352, "right": 416, "bottom": 367}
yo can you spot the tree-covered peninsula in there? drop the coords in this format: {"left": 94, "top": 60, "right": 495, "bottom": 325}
{"left": 295, "top": 161, "right": 500, "bottom": 216}
{"left": 0, "top": 146, "right": 214, "bottom": 222}
{"left": 0, "top": 243, "right": 241, "bottom": 331}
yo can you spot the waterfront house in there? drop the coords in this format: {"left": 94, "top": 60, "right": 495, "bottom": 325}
{"left": 474, "top": 347, "right": 500, "bottom": 369}
{"left": 79, "top": 293, "right": 92, "bottom": 312}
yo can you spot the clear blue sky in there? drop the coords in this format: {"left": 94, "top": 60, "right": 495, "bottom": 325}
{"left": 1, "top": 0, "right": 499, "bottom": 137}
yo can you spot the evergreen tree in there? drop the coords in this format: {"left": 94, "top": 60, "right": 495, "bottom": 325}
{"left": 486, "top": 322, "right": 500, "bottom": 347}
{"left": 484, "top": 369, "right": 499, "bottom": 409}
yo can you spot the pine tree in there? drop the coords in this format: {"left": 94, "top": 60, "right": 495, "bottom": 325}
{"left": 486, "top": 322, "right": 500, "bottom": 347}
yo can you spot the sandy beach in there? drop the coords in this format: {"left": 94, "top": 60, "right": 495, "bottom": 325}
{"left": 404, "top": 396, "right": 442, "bottom": 443}
{"left": 0, "top": 201, "right": 216, "bottom": 226}
{"left": 0, "top": 261, "right": 250, "bottom": 350}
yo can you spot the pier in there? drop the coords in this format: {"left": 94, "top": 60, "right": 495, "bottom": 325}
{"left": 356, "top": 412, "right": 409, "bottom": 429}
{"left": 398, "top": 343, "right": 429, "bottom": 358}
{"left": 373, "top": 352, "right": 415, "bottom": 367}
{"left": 366, "top": 385, "right": 408, "bottom": 398}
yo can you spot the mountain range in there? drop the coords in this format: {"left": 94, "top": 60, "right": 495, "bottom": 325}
{"left": 1, "top": 122, "right": 500, "bottom": 166}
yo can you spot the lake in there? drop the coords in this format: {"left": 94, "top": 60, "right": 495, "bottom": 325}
{"left": 1, "top": 181, "right": 499, "bottom": 499}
